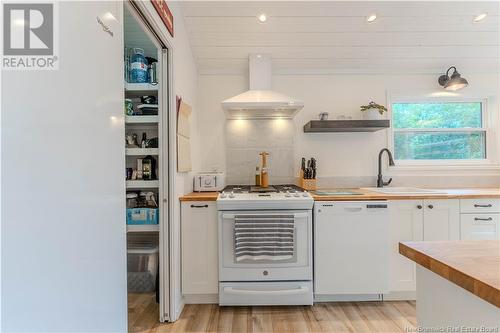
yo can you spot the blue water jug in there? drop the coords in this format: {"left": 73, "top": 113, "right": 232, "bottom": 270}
{"left": 129, "top": 48, "right": 148, "bottom": 83}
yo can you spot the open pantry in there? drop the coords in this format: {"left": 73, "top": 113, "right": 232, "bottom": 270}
{"left": 123, "top": 2, "right": 169, "bottom": 322}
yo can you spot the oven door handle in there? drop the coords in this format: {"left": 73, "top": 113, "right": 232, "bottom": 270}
{"left": 222, "top": 213, "right": 308, "bottom": 219}
{"left": 223, "top": 286, "right": 309, "bottom": 296}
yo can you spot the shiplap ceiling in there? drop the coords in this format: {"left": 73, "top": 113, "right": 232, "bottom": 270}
{"left": 180, "top": 1, "right": 500, "bottom": 75}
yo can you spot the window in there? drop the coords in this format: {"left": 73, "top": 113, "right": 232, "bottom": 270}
{"left": 391, "top": 102, "right": 486, "bottom": 161}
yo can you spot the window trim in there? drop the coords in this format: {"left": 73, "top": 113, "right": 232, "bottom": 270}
{"left": 387, "top": 94, "right": 495, "bottom": 168}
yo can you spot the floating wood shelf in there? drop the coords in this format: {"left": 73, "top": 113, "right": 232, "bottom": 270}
{"left": 303, "top": 120, "right": 390, "bottom": 133}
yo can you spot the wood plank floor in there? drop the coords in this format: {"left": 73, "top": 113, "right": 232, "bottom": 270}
{"left": 128, "top": 293, "right": 417, "bottom": 333}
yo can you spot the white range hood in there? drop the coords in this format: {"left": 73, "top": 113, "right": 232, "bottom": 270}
{"left": 221, "top": 54, "right": 304, "bottom": 119}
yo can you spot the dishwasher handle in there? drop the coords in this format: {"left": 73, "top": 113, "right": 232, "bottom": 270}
{"left": 342, "top": 204, "right": 388, "bottom": 212}
{"left": 343, "top": 206, "right": 363, "bottom": 212}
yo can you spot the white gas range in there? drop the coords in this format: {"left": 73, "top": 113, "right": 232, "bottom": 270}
{"left": 217, "top": 185, "right": 313, "bottom": 210}
{"left": 217, "top": 185, "right": 314, "bottom": 306}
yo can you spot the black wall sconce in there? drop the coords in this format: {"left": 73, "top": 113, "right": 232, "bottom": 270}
{"left": 438, "top": 66, "right": 469, "bottom": 91}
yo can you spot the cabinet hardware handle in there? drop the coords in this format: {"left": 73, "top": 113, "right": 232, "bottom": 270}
{"left": 191, "top": 204, "right": 208, "bottom": 208}
{"left": 417, "top": 205, "right": 423, "bottom": 209}
{"left": 474, "top": 217, "right": 493, "bottom": 221}
{"left": 427, "top": 205, "right": 434, "bottom": 209}
{"left": 474, "top": 204, "right": 492, "bottom": 208}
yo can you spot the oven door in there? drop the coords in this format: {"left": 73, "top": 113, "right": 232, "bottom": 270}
{"left": 218, "top": 210, "right": 312, "bottom": 281}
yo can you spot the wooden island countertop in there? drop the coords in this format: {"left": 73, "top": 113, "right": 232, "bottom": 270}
{"left": 399, "top": 241, "right": 500, "bottom": 308}
{"left": 179, "top": 188, "right": 500, "bottom": 201}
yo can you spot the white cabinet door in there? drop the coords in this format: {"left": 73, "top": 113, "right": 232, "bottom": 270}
{"left": 460, "top": 214, "right": 500, "bottom": 240}
{"left": 423, "top": 199, "right": 460, "bottom": 241}
{"left": 389, "top": 200, "right": 424, "bottom": 292}
{"left": 181, "top": 202, "right": 218, "bottom": 295}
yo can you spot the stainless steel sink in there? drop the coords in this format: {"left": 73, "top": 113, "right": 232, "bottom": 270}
{"left": 363, "top": 187, "right": 446, "bottom": 195}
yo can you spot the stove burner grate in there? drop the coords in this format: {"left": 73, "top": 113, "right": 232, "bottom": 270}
{"left": 222, "top": 184, "right": 306, "bottom": 193}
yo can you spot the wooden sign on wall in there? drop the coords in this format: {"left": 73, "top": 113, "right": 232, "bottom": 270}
{"left": 151, "top": 0, "right": 174, "bottom": 37}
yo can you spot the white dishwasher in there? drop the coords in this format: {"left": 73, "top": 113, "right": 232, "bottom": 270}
{"left": 314, "top": 201, "right": 390, "bottom": 300}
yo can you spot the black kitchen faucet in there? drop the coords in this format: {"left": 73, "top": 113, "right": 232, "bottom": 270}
{"left": 377, "top": 148, "right": 395, "bottom": 188}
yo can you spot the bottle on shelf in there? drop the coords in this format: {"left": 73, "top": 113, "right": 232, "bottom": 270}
{"left": 129, "top": 48, "right": 148, "bottom": 83}
{"left": 255, "top": 166, "right": 261, "bottom": 186}
{"left": 141, "top": 132, "right": 147, "bottom": 148}
{"left": 136, "top": 158, "right": 143, "bottom": 180}
{"left": 259, "top": 152, "right": 269, "bottom": 188}
{"left": 142, "top": 155, "right": 157, "bottom": 180}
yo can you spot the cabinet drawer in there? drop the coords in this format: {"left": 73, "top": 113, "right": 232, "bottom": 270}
{"left": 460, "top": 214, "right": 499, "bottom": 240}
{"left": 460, "top": 199, "right": 500, "bottom": 213}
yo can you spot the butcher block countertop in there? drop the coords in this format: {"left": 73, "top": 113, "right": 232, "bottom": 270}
{"left": 399, "top": 241, "right": 500, "bottom": 307}
{"left": 310, "top": 187, "right": 500, "bottom": 201}
{"left": 179, "top": 188, "right": 500, "bottom": 201}
{"left": 178, "top": 192, "right": 219, "bottom": 201}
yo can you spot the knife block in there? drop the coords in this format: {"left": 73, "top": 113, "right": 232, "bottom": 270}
{"left": 298, "top": 171, "right": 317, "bottom": 191}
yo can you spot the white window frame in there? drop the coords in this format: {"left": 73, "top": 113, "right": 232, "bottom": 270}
{"left": 387, "top": 94, "right": 497, "bottom": 169}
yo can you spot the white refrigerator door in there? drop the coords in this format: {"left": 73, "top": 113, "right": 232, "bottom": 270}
{"left": 1, "top": 2, "right": 127, "bottom": 332}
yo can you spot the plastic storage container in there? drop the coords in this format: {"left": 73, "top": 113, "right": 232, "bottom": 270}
{"left": 126, "top": 208, "right": 158, "bottom": 225}
{"left": 127, "top": 244, "right": 158, "bottom": 293}
{"left": 129, "top": 48, "right": 148, "bottom": 83}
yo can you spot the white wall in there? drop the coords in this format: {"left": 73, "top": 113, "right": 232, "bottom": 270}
{"left": 198, "top": 73, "right": 500, "bottom": 187}
{"left": 138, "top": 1, "right": 200, "bottom": 320}
{"left": 168, "top": 2, "right": 200, "bottom": 320}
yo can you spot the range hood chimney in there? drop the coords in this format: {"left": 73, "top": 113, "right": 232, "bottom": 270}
{"left": 221, "top": 54, "right": 304, "bottom": 119}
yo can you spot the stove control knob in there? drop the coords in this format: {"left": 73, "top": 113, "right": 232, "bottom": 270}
{"left": 229, "top": 191, "right": 235, "bottom": 198}
{"left": 285, "top": 191, "right": 291, "bottom": 197}
{"left": 303, "top": 192, "right": 309, "bottom": 197}
{"left": 293, "top": 193, "right": 300, "bottom": 197}
{"left": 220, "top": 192, "right": 227, "bottom": 198}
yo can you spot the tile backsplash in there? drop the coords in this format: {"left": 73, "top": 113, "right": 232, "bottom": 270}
{"left": 226, "top": 119, "right": 295, "bottom": 184}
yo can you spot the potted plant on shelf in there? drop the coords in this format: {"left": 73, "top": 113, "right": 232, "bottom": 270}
{"left": 360, "top": 101, "right": 388, "bottom": 120}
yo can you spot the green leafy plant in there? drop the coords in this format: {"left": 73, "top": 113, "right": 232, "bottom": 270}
{"left": 360, "top": 101, "right": 388, "bottom": 115}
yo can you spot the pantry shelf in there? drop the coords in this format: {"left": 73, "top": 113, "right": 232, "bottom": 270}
{"left": 125, "top": 115, "right": 159, "bottom": 124}
{"left": 303, "top": 120, "right": 390, "bottom": 133}
{"left": 126, "top": 148, "right": 159, "bottom": 156}
{"left": 127, "top": 225, "right": 159, "bottom": 233}
{"left": 126, "top": 180, "right": 160, "bottom": 189}
{"left": 124, "top": 82, "right": 158, "bottom": 92}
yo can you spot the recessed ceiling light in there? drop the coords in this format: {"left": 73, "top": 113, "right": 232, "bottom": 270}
{"left": 366, "top": 14, "right": 377, "bottom": 23}
{"left": 258, "top": 13, "right": 267, "bottom": 23}
{"left": 473, "top": 13, "right": 487, "bottom": 22}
